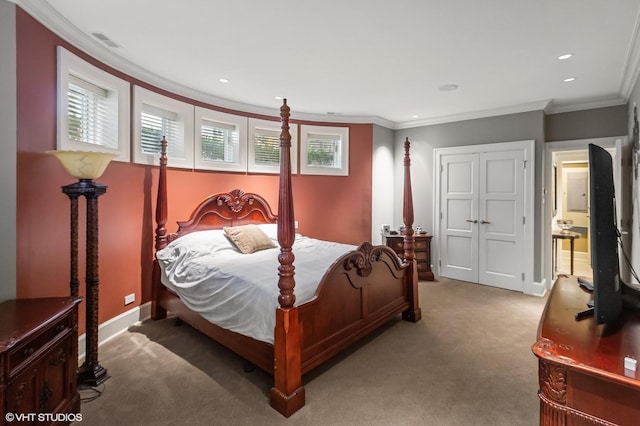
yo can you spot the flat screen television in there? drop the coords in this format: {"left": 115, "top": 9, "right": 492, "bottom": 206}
{"left": 587, "top": 143, "right": 623, "bottom": 324}
{"left": 580, "top": 144, "right": 640, "bottom": 324}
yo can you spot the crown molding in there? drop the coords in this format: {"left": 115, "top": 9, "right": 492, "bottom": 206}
{"left": 12, "top": 0, "right": 636, "bottom": 131}
{"left": 544, "top": 96, "right": 627, "bottom": 115}
{"left": 12, "top": 0, "right": 394, "bottom": 128}
{"left": 619, "top": 6, "right": 640, "bottom": 99}
{"left": 393, "top": 100, "right": 552, "bottom": 130}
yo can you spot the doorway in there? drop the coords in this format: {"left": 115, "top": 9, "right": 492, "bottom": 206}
{"left": 551, "top": 151, "right": 591, "bottom": 279}
{"left": 544, "top": 137, "right": 629, "bottom": 290}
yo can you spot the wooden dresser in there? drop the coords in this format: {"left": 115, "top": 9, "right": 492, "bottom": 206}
{"left": 532, "top": 276, "right": 640, "bottom": 425}
{"left": 0, "top": 297, "right": 81, "bottom": 425}
{"left": 384, "top": 233, "right": 434, "bottom": 281}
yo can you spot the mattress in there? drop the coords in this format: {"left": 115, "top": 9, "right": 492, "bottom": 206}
{"left": 156, "top": 224, "right": 355, "bottom": 343}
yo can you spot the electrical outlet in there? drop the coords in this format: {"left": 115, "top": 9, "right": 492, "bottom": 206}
{"left": 124, "top": 293, "right": 135, "bottom": 305}
{"left": 295, "top": 220, "right": 299, "bottom": 229}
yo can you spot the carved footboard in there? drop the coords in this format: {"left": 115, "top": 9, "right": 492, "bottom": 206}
{"left": 298, "top": 242, "right": 412, "bottom": 373}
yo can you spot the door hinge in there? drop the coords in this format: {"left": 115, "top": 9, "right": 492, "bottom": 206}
{"left": 523, "top": 160, "right": 527, "bottom": 169}
{"left": 523, "top": 216, "right": 526, "bottom": 225}
{"left": 522, "top": 272, "right": 525, "bottom": 281}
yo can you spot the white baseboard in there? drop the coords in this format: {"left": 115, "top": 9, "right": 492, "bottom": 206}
{"left": 560, "top": 249, "right": 589, "bottom": 262}
{"left": 78, "top": 301, "right": 151, "bottom": 362}
{"left": 526, "top": 277, "right": 547, "bottom": 297}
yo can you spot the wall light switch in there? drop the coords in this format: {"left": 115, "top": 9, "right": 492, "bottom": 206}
{"left": 124, "top": 293, "right": 135, "bottom": 305}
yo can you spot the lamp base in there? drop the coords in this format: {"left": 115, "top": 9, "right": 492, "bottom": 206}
{"left": 77, "top": 362, "right": 110, "bottom": 387}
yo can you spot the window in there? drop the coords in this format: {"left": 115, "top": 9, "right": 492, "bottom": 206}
{"left": 133, "top": 86, "right": 194, "bottom": 168}
{"left": 300, "top": 125, "right": 349, "bottom": 176}
{"left": 57, "top": 46, "right": 130, "bottom": 161}
{"left": 195, "top": 107, "right": 247, "bottom": 172}
{"left": 248, "top": 118, "right": 298, "bottom": 174}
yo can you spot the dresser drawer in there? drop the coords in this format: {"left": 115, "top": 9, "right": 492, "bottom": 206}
{"left": 9, "top": 314, "right": 71, "bottom": 375}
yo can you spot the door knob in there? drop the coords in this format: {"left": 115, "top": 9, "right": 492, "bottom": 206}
{"left": 480, "top": 220, "right": 491, "bottom": 224}
{"left": 466, "top": 219, "right": 478, "bottom": 223}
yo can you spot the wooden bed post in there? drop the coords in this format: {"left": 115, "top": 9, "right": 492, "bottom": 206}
{"left": 270, "top": 99, "right": 305, "bottom": 416}
{"left": 401, "top": 137, "right": 422, "bottom": 322}
{"left": 151, "top": 136, "right": 169, "bottom": 320}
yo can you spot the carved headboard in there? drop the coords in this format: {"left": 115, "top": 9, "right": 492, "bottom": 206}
{"left": 168, "top": 189, "right": 277, "bottom": 241}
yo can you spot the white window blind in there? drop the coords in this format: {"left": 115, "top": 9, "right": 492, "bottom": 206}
{"left": 66, "top": 75, "right": 118, "bottom": 149}
{"left": 254, "top": 127, "right": 280, "bottom": 166}
{"left": 140, "top": 104, "right": 183, "bottom": 158}
{"left": 132, "top": 85, "right": 193, "bottom": 168}
{"left": 300, "top": 125, "right": 348, "bottom": 176}
{"left": 194, "top": 107, "right": 246, "bottom": 172}
{"left": 57, "top": 47, "right": 130, "bottom": 161}
{"left": 200, "top": 119, "right": 239, "bottom": 163}
{"left": 247, "top": 118, "right": 297, "bottom": 174}
{"left": 306, "top": 133, "right": 342, "bottom": 168}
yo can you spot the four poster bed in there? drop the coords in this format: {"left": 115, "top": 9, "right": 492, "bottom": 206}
{"left": 150, "top": 99, "right": 421, "bottom": 417}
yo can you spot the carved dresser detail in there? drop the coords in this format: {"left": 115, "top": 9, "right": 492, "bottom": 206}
{"left": 0, "top": 297, "right": 81, "bottom": 425}
{"left": 532, "top": 276, "right": 640, "bottom": 425}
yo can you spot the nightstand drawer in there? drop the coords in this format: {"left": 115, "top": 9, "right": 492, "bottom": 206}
{"left": 389, "top": 240, "right": 404, "bottom": 251}
{"left": 415, "top": 240, "right": 427, "bottom": 249}
{"left": 9, "top": 314, "right": 71, "bottom": 375}
{"left": 1, "top": 297, "right": 81, "bottom": 420}
{"left": 417, "top": 262, "right": 429, "bottom": 272}
{"left": 384, "top": 233, "right": 434, "bottom": 281}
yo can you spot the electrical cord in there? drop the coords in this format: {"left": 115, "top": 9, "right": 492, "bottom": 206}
{"left": 78, "top": 383, "right": 105, "bottom": 403}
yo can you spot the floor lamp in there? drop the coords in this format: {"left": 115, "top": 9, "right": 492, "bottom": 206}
{"left": 48, "top": 150, "right": 115, "bottom": 387}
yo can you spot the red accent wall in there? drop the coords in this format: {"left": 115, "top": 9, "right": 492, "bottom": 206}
{"left": 15, "top": 9, "right": 373, "bottom": 333}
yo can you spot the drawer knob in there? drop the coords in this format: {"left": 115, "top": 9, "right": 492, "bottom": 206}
{"left": 23, "top": 347, "right": 35, "bottom": 356}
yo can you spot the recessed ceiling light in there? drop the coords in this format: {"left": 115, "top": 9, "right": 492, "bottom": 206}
{"left": 219, "top": 78, "right": 229, "bottom": 83}
{"left": 558, "top": 53, "right": 573, "bottom": 60}
{"left": 438, "top": 84, "right": 459, "bottom": 92}
{"left": 275, "top": 96, "right": 283, "bottom": 100}
{"left": 412, "top": 115, "right": 420, "bottom": 119}
{"left": 563, "top": 77, "right": 576, "bottom": 82}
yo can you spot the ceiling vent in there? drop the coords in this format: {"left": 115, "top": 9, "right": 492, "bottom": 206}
{"left": 91, "top": 33, "right": 120, "bottom": 48}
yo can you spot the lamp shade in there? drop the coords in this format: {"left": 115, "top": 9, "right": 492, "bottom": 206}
{"left": 47, "top": 150, "right": 116, "bottom": 180}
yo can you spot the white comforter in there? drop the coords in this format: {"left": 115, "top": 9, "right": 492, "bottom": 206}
{"left": 156, "top": 224, "right": 355, "bottom": 344}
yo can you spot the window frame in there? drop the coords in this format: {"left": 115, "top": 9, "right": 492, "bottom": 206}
{"left": 299, "top": 124, "right": 349, "bottom": 176}
{"left": 248, "top": 118, "right": 298, "bottom": 174}
{"left": 194, "top": 106, "right": 247, "bottom": 172}
{"left": 132, "top": 85, "right": 194, "bottom": 169}
{"left": 56, "top": 46, "right": 130, "bottom": 161}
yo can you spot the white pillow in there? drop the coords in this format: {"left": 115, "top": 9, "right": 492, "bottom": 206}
{"left": 256, "top": 223, "right": 278, "bottom": 240}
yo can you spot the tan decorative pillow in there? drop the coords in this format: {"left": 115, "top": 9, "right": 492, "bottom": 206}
{"left": 223, "top": 224, "right": 277, "bottom": 254}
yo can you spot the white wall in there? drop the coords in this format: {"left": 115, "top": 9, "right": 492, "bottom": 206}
{"left": 628, "top": 83, "right": 640, "bottom": 284}
{"left": 0, "top": 0, "right": 17, "bottom": 302}
{"left": 371, "top": 125, "right": 395, "bottom": 244}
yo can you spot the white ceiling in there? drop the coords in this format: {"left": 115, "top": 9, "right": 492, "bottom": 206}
{"left": 17, "top": 0, "right": 640, "bottom": 128}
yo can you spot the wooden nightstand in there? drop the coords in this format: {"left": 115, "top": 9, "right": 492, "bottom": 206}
{"left": 384, "top": 233, "right": 434, "bottom": 281}
{"left": 0, "top": 297, "right": 81, "bottom": 424}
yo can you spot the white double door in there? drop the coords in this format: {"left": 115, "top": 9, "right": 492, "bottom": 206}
{"left": 439, "top": 149, "right": 525, "bottom": 291}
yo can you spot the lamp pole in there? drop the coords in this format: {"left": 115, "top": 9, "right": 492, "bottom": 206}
{"left": 62, "top": 179, "right": 109, "bottom": 386}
